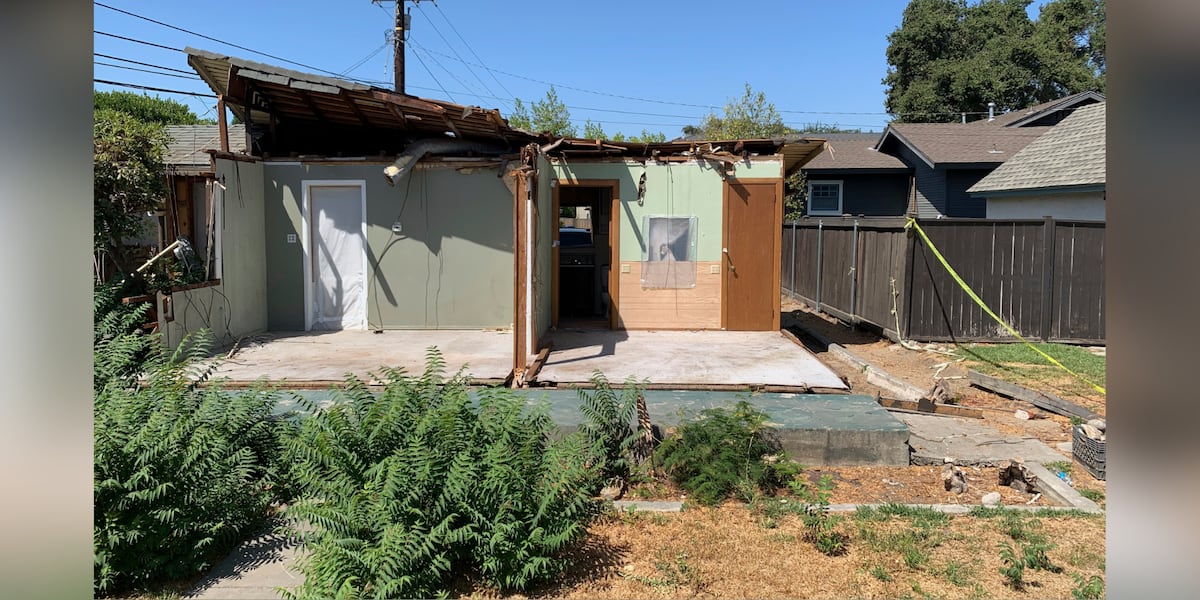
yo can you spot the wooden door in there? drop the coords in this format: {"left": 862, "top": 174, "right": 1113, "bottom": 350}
{"left": 723, "top": 181, "right": 780, "bottom": 330}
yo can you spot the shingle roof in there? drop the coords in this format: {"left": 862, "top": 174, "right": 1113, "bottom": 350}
{"left": 799, "top": 133, "right": 907, "bottom": 171}
{"left": 164, "top": 124, "right": 248, "bottom": 169}
{"left": 969, "top": 103, "right": 1105, "bottom": 194}
{"left": 878, "top": 123, "right": 1051, "bottom": 167}
{"left": 975, "top": 90, "right": 1105, "bottom": 128}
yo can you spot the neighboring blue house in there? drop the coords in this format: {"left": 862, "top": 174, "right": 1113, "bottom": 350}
{"left": 796, "top": 91, "right": 1105, "bottom": 219}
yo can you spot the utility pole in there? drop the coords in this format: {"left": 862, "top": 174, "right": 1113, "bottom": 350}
{"left": 373, "top": 0, "right": 411, "bottom": 93}
{"left": 393, "top": 0, "right": 407, "bottom": 93}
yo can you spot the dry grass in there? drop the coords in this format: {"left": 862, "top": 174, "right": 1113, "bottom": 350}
{"left": 457, "top": 503, "right": 1104, "bottom": 599}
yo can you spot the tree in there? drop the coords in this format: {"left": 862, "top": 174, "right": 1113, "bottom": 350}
{"left": 507, "top": 86, "right": 576, "bottom": 137}
{"left": 685, "top": 83, "right": 791, "bottom": 139}
{"left": 94, "top": 108, "right": 169, "bottom": 279}
{"left": 883, "top": 0, "right": 1106, "bottom": 122}
{"left": 581, "top": 119, "right": 666, "bottom": 143}
{"left": 94, "top": 90, "right": 215, "bottom": 125}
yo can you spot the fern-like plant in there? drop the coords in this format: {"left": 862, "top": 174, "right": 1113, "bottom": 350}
{"left": 281, "top": 349, "right": 600, "bottom": 599}
{"left": 94, "top": 328, "right": 288, "bottom": 595}
{"left": 576, "top": 371, "right": 645, "bottom": 487}
{"left": 656, "top": 400, "right": 791, "bottom": 506}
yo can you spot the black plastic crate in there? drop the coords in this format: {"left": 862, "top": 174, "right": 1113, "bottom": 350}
{"left": 1072, "top": 425, "right": 1106, "bottom": 481}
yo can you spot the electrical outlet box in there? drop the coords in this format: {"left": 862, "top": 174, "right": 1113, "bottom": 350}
{"left": 286, "top": 233, "right": 297, "bottom": 244}
{"left": 621, "top": 263, "right": 631, "bottom": 273}
{"left": 709, "top": 264, "right": 721, "bottom": 274}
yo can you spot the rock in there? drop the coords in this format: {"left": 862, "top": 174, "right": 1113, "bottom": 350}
{"left": 1087, "top": 418, "right": 1106, "bottom": 432}
{"left": 1080, "top": 424, "right": 1103, "bottom": 440}
{"left": 599, "top": 481, "right": 625, "bottom": 502}
{"left": 1014, "top": 409, "right": 1031, "bottom": 420}
{"left": 998, "top": 459, "right": 1038, "bottom": 494}
{"left": 982, "top": 492, "right": 1002, "bottom": 507}
{"left": 942, "top": 463, "right": 968, "bottom": 494}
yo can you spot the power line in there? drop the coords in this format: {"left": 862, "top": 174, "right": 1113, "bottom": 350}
{"left": 95, "top": 30, "right": 182, "bottom": 52}
{"left": 431, "top": 1, "right": 516, "bottom": 103}
{"left": 405, "top": 34, "right": 454, "bottom": 102}
{"left": 94, "top": 52, "right": 194, "bottom": 74}
{"left": 94, "top": 2, "right": 378, "bottom": 85}
{"left": 94, "top": 78, "right": 217, "bottom": 98}
{"left": 412, "top": 1, "right": 505, "bottom": 108}
{"left": 95, "top": 61, "right": 201, "bottom": 79}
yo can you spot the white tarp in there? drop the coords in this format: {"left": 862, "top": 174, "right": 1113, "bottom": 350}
{"left": 310, "top": 185, "right": 365, "bottom": 329}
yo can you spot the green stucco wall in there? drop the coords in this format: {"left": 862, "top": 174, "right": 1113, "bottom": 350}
{"left": 263, "top": 162, "right": 514, "bottom": 330}
{"left": 550, "top": 159, "right": 781, "bottom": 262}
{"left": 162, "top": 159, "right": 268, "bottom": 348}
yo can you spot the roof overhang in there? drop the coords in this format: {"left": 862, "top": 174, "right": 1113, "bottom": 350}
{"left": 185, "top": 47, "right": 535, "bottom": 145}
{"left": 802, "top": 167, "right": 912, "bottom": 175}
{"left": 875, "top": 126, "right": 935, "bottom": 169}
{"left": 541, "top": 137, "right": 825, "bottom": 169}
{"left": 969, "top": 183, "right": 1106, "bottom": 198}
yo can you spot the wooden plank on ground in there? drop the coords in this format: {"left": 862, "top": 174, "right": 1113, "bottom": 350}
{"left": 523, "top": 344, "right": 553, "bottom": 385}
{"left": 968, "top": 370, "right": 1101, "bottom": 420}
{"left": 874, "top": 395, "right": 983, "bottom": 418}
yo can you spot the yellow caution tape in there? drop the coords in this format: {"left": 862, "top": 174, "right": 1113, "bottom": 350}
{"left": 905, "top": 218, "right": 1105, "bottom": 395}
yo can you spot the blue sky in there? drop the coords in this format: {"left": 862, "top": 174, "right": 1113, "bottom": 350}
{"left": 93, "top": 1, "right": 1051, "bottom": 135}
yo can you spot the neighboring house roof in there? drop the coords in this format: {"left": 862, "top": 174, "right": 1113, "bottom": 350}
{"left": 968, "top": 102, "right": 1105, "bottom": 195}
{"left": 876, "top": 123, "right": 1051, "bottom": 167}
{"left": 977, "top": 90, "right": 1106, "bottom": 128}
{"left": 184, "top": 47, "right": 535, "bottom": 144}
{"left": 798, "top": 133, "right": 908, "bottom": 171}
{"left": 165, "top": 124, "right": 248, "bottom": 170}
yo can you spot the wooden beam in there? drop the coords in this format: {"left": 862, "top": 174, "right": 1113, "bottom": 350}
{"left": 295, "top": 89, "right": 326, "bottom": 122}
{"left": 369, "top": 89, "right": 447, "bottom": 114}
{"left": 217, "top": 94, "right": 229, "bottom": 152}
{"left": 875, "top": 394, "right": 983, "bottom": 418}
{"left": 340, "top": 92, "right": 371, "bottom": 127}
{"left": 968, "top": 370, "right": 1101, "bottom": 421}
{"left": 523, "top": 344, "right": 553, "bottom": 385}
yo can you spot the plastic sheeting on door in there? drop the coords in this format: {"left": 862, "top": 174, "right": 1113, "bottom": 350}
{"left": 310, "top": 185, "right": 365, "bottom": 329}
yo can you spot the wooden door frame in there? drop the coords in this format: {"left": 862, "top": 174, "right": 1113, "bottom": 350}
{"left": 551, "top": 178, "right": 621, "bottom": 330}
{"left": 721, "top": 178, "right": 784, "bottom": 331}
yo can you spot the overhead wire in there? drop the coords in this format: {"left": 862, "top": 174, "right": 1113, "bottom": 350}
{"left": 431, "top": 0, "right": 517, "bottom": 103}
{"left": 405, "top": 34, "right": 454, "bottom": 102}
{"left": 94, "top": 78, "right": 217, "bottom": 98}
{"left": 95, "top": 61, "right": 201, "bottom": 79}
{"left": 95, "top": 5, "right": 1008, "bottom": 129}
{"left": 412, "top": 1, "right": 505, "bottom": 109}
{"left": 94, "top": 52, "right": 195, "bottom": 74}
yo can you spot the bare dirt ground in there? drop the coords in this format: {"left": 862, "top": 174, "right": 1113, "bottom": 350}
{"left": 779, "top": 296, "right": 1107, "bottom": 505}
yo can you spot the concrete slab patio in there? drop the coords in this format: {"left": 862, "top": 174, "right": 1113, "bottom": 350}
{"left": 206, "top": 329, "right": 514, "bottom": 386}
{"left": 185, "top": 530, "right": 300, "bottom": 599}
{"left": 535, "top": 330, "right": 848, "bottom": 390}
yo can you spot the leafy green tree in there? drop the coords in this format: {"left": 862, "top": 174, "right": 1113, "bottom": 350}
{"left": 94, "top": 90, "right": 215, "bottom": 125}
{"left": 684, "top": 83, "right": 791, "bottom": 139}
{"left": 883, "top": 0, "right": 1105, "bottom": 123}
{"left": 507, "top": 85, "right": 577, "bottom": 137}
{"left": 94, "top": 108, "right": 169, "bottom": 279}
{"left": 581, "top": 120, "right": 666, "bottom": 143}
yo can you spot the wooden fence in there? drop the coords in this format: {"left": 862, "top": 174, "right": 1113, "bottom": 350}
{"left": 781, "top": 217, "right": 1105, "bottom": 344}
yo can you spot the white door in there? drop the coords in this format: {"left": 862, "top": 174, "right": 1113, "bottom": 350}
{"left": 306, "top": 183, "right": 366, "bottom": 330}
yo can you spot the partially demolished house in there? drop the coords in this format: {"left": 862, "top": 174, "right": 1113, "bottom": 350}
{"left": 170, "top": 47, "right": 825, "bottom": 378}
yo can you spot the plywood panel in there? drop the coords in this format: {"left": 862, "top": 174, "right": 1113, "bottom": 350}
{"left": 616, "top": 262, "right": 721, "bottom": 329}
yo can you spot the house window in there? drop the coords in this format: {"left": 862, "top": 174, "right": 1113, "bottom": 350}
{"left": 807, "top": 180, "right": 843, "bottom": 216}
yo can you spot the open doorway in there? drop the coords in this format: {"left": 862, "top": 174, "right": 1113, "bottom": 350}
{"left": 553, "top": 180, "right": 619, "bottom": 329}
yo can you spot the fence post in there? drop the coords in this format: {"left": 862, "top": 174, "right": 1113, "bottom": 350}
{"left": 849, "top": 219, "right": 859, "bottom": 324}
{"left": 790, "top": 221, "right": 797, "bottom": 299}
{"left": 901, "top": 220, "right": 917, "bottom": 341}
{"left": 1040, "top": 216, "right": 1056, "bottom": 341}
{"left": 815, "top": 220, "right": 823, "bottom": 312}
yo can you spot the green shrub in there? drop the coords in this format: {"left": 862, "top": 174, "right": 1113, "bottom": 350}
{"left": 94, "top": 330, "right": 287, "bottom": 595}
{"left": 576, "top": 372, "right": 642, "bottom": 486}
{"left": 1072, "top": 574, "right": 1105, "bottom": 599}
{"left": 281, "top": 350, "right": 600, "bottom": 599}
{"left": 93, "top": 282, "right": 155, "bottom": 395}
{"left": 656, "top": 400, "right": 791, "bottom": 506}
